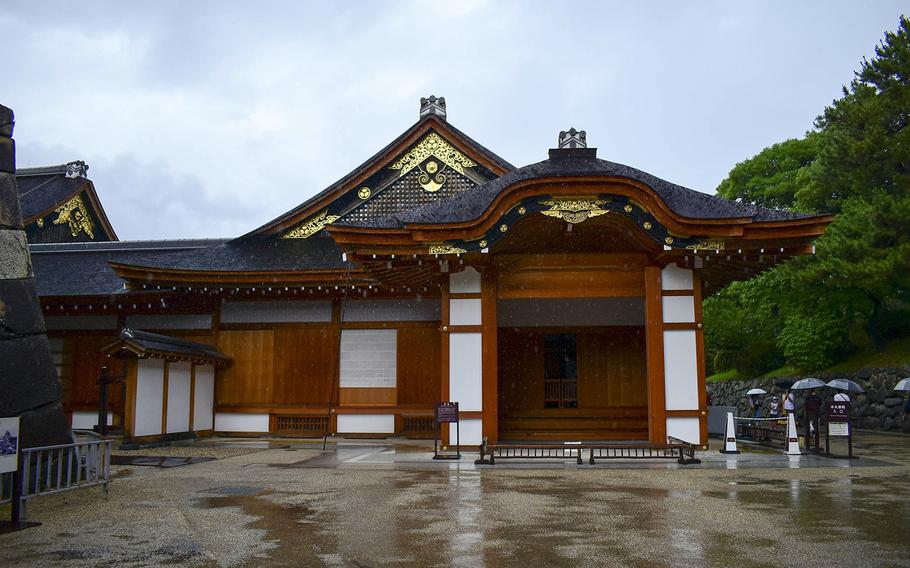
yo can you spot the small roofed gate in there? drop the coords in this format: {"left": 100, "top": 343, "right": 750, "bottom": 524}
{"left": 104, "top": 329, "right": 232, "bottom": 443}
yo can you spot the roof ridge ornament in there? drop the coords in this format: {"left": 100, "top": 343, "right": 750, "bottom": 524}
{"left": 558, "top": 128, "right": 586, "bottom": 149}
{"left": 64, "top": 160, "right": 89, "bottom": 178}
{"left": 419, "top": 96, "right": 446, "bottom": 120}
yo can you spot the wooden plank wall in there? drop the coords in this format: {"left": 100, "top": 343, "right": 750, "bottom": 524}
{"left": 497, "top": 326, "right": 646, "bottom": 412}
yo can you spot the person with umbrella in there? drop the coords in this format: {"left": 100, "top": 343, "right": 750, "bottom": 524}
{"left": 783, "top": 391, "right": 795, "bottom": 417}
{"left": 769, "top": 396, "right": 781, "bottom": 418}
{"left": 746, "top": 388, "right": 766, "bottom": 418}
{"left": 791, "top": 377, "right": 827, "bottom": 450}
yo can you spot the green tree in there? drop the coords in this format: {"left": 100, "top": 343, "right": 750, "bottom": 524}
{"left": 705, "top": 16, "right": 910, "bottom": 373}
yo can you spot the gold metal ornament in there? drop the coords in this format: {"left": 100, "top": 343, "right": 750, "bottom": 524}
{"left": 36, "top": 218, "right": 44, "bottom": 228}
{"left": 282, "top": 209, "right": 341, "bottom": 239}
{"left": 518, "top": 206, "right": 526, "bottom": 215}
{"left": 539, "top": 199, "right": 608, "bottom": 224}
{"left": 426, "top": 161, "right": 438, "bottom": 174}
{"left": 664, "top": 236, "right": 674, "bottom": 245}
{"left": 417, "top": 164, "right": 447, "bottom": 193}
{"left": 643, "top": 221, "right": 652, "bottom": 230}
{"left": 499, "top": 224, "right": 509, "bottom": 233}
{"left": 390, "top": 132, "right": 476, "bottom": 177}
{"left": 429, "top": 242, "right": 467, "bottom": 255}
{"left": 53, "top": 194, "right": 95, "bottom": 239}
{"left": 623, "top": 204, "right": 633, "bottom": 213}
{"left": 479, "top": 240, "right": 488, "bottom": 248}
{"left": 685, "top": 240, "right": 726, "bottom": 251}
{"left": 357, "top": 187, "right": 372, "bottom": 199}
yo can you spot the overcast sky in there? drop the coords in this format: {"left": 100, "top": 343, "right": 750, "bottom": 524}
{"left": 3, "top": 1, "right": 906, "bottom": 240}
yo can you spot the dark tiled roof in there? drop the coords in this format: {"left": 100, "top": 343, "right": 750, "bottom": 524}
{"left": 110, "top": 328, "right": 231, "bottom": 365}
{"left": 344, "top": 150, "right": 815, "bottom": 228}
{"left": 16, "top": 171, "right": 86, "bottom": 220}
{"left": 119, "top": 235, "right": 349, "bottom": 272}
{"left": 30, "top": 239, "right": 228, "bottom": 296}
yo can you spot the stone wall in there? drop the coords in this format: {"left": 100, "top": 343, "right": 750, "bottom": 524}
{"left": 0, "top": 103, "right": 71, "bottom": 447}
{"left": 707, "top": 367, "right": 910, "bottom": 433}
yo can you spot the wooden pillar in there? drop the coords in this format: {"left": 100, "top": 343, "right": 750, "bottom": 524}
{"left": 693, "top": 271, "right": 708, "bottom": 447}
{"left": 439, "top": 278, "right": 450, "bottom": 445}
{"left": 644, "top": 265, "right": 667, "bottom": 444}
{"left": 481, "top": 268, "right": 498, "bottom": 444}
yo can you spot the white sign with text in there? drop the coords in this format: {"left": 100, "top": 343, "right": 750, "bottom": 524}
{"left": 0, "top": 416, "right": 21, "bottom": 474}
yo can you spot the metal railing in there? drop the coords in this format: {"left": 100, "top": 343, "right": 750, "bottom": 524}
{"left": 1, "top": 438, "right": 112, "bottom": 507}
{"left": 477, "top": 436, "right": 701, "bottom": 466}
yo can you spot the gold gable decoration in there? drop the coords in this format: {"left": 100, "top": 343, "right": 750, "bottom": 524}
{"left": 428, "top": 242, "right": 467, "bottom": 255}
{"left": 539, "top": 199, "right": 609, "bottom": 224}
{"left": 390, "top": 133, "right": 476, "bottom": 192}
{"left": 685, "top": 240, "right": 726, "bottom": 251}
{"left": 282, "top": 209, "right": 340, "bottom": 239}
{"left": 53, "top": 194, "right": 95, "bottom": 239}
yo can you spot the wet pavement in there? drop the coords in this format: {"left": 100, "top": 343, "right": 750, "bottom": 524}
{"left": 1, "top": 432, "right": 908, "bottom": 567}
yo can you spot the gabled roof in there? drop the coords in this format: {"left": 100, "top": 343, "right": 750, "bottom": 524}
{"left": 17, "top": 161, "right": 118, "bottom": 242}
{"left": 240, "top": 113, "right": 514, "bottom": 239}
{"left": 103, "top": 328, "right": 231, "bottom": 366}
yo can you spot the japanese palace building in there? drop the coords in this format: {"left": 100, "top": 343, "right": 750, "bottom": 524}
{"left": 23, "top": 97, "right": 832, "bottom": 448}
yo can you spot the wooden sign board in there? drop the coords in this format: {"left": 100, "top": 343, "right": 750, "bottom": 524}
{"left": 0, "top": 416, "right": 20, "bottom": 474}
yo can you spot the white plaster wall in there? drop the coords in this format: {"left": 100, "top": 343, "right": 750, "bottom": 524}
{"left": 193, "top": 365, "right": 215, "bottom": 431}
{"left": 125, "top": 314, "right": 212, "bottom": 330}
{"left": 166, "top": 362, "right": 192, "bottom": 434}
{"left": 221, "top": 300, "right": 332, "bottom": 323}
{"left": 71, "top": 411, "right": 112, "bottom": 430}
{"left": 134, "top": 359, "right": 165, "bottom": 437}
{"left": 663, "top": 330, "right": 700, "bottom": 410}
{"left": 666, "top": 417, "right": 701, "bottom": 444}
{"left": 214, "top": 413, "right": 270, "bottom": 432}
{"left": 449, "top": 267, "right": 481, "bottom": 293}
{"left": 661, "top": 296, "right": 696, "bottom": 323}
{"left": 337, "top": 414, "right": 395, "bottom": 434}
{"left": 344, "top": 299, "right": 440, "bottom": 322}
{"left": 661, "top": 264, "right": 693, "bottom": 291}
{"left": 45, "top": 315, "right": 118, "bottom": 330}
{"left": 340, "top": 330, "right": 397, "bottom": 388}
{"left": 498, "top": 298, "right": 645, "bottom": 327}
{"left": 449, "top": 418, "right": 483, "bottom": 446}
{"left": 450, "top": 299, "right": 482, "bottom": 326}
{"left": 449, "top": 333, "right": 483, "bottom": 412}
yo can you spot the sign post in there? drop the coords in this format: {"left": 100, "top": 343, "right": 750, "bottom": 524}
{"left": 0, "top": 416, "right": 21, "bottom": 527}
{"left": 825, "top": 401, "right": 854, "bottom": 458}
{"left": 433, "top": 402, "right": 461, "bottom": 460}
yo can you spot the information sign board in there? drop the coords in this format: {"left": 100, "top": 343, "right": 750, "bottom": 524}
{"left": 0, "top": 416, "right": 20, "bottom": 474}
{"left": 435, "top": 402, "right": 459, "bottom": 423}
{"left": 829, "top": 422, "right": 849, "bottom": 437}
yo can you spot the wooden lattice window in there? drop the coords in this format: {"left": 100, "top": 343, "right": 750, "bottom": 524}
{"left": 543, "top": 334, "right": 578, "bottom": 409}
{"left": 274, "top": 415, "right": 328, "bottom": 436}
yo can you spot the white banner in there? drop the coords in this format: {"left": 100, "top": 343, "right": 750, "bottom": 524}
{"left": 0, "top": 416, "right": 21, "bottom": 474}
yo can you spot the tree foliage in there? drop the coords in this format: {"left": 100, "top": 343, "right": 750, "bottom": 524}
{"left": 704, "top": 16, "right": 910, "bottom": 375}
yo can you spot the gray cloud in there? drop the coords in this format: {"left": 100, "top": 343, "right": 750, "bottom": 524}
{"left": 3, "top": 1, "right": 906, "bottom": 239}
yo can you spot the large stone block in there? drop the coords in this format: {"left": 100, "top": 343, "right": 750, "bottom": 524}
{"left": 0, "top": 278, "right": 45, "bottom": 338}
{"left": 19, "top": 401, "right": 72, "bottom": 448}
{"left": 0, "top": 137, "right": 13, "bottom": 173}
{"left": 0, "top": 334, "right": 62, "bottom": 416}
{"left": 0, "top": 230, "right": 32, "bottom": 279}
{"left": 0, "top": 104, "right": 12, "bottom": 138}
{"left": 0, "top": 172, "right": 21, "bottom": 229}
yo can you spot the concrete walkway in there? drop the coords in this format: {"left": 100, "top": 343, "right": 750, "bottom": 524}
{"left": 0, "top": 432, "right": 908, "bottom": 567}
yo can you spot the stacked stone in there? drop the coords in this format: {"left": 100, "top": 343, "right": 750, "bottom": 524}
{"left": 707, "top": 366, "right": 910, "bottom": 433}
{"left": 0, "top": 103, "right": 71, "bottom": 447}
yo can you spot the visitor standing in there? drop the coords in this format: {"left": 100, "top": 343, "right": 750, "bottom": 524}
{"left": 769, "top": 396, "right": 780, "bottom": 418}
{"left": 804, "top": 390, "right": 823, "bottom": 450}
{"left": 783, "top": 392, "right": 795, "bottom": 416}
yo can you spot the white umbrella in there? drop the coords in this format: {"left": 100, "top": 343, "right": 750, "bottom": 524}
{"left": 833, "top": 392, "right": 851, "bottom": 402}
{"left": 826, "top": 378, "right": 865, "bottom": 393}
{"left": 893, "top": 378, "right": 910, "bottom": 391}
{"left": 790, "top": 377, "right": 827, "bottom": 390}
{"left": 745, "top": 388, "right": 767, "bottom": 395}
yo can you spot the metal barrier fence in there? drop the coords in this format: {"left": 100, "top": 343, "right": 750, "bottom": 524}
{"left": 1, "top": 438, "right": 112, "bottom": 509}
{"left": 477, "top": 436, "right": 701, "bottom": 465}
